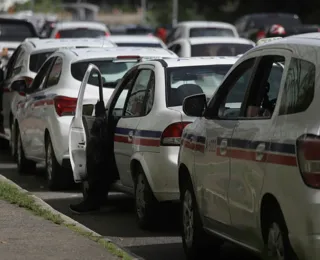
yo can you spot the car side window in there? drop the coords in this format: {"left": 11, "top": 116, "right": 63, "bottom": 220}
{"left": 45, "top": 57, "right": 63, "bottom": 88}
{"left": 12, "top": 49, "right": 26, "bottom": 77}
{"left": 206, "top": 58, "right": 256, "bottom": 119}
{"left": 175, "top": 44, "right": 182, "bottom": 56}
{"left": 6, "top": 46, "right": 21, "bottom": 79}
{"left": 278, "top": 58, "right": 315, "bottom": 115}
{"left": 123, "top": 69, "right": 154, "bottom": 117}
{"left": 169, "top": 44, "right": 176, "bottom": 53}
{"left": 28, "top": 57, "right": 56, "bottom": 94}
{"left": 242, "top": 55, "right": 285, "bottom": 119}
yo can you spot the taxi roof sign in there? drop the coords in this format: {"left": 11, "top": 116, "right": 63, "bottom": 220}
{"left": 256, "top": 37, "right": 282, "bottom": 46}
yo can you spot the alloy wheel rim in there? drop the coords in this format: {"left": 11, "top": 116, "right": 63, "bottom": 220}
{"left": 136, "top": 174, "right": 146, "bottom": 219}
{"left": 46, "top": 143, "right": 53, "bottom": 180}
{"left": 183, "top": 189, "right": 194, "bottom": 248}
{"left": 267, "top": 222, "right": 285, "bottom": 260}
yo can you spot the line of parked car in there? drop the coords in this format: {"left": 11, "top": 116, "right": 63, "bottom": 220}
{"left": 1, "top": 13, "right": 320, "bottom": 260}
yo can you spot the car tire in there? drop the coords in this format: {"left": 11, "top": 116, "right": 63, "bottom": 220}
{"left": 134, "top": 167, "right": 158, "bottom": 230}
{"left": 16, "top": 127, "right": 36, "bottom": 174}
{"left": 45, "top": 135, "right": 72, "bottom": 191}
{"left": 263, "top": 209, "right": 297, "bottom": 260}
{"left": 181, "top": 176, "right": 222, "bottom": 260}
{"left": 10, "top": 121, "right": 17, "bottom": 160}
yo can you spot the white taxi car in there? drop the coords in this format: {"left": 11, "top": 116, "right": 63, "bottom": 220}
{"left": 106, "top": 35, "right": 167, "bottom": 48}
{"left": 13, "top": 47, "right": 177, "bottom": 190}
{"left": 1, "top": 38, "right": 115, "bottom": 152}
{"left": 166, "top": 21, "right": 239, "bottom": 45}
{"left": 167, "top": 37, "right": 255, "bottom": 57}
{"left": 69, "top": 56, "right": 239, "bottom": 229}
{"left": 178, "top": 34, "right": 320, "bottom": 259}
{"left": 49, "top": 21, "right": 110, "bottom": 38}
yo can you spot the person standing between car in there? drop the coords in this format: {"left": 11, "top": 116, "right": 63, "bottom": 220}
{"left": 155, "top": 27, "right": 167, "bottom": 42}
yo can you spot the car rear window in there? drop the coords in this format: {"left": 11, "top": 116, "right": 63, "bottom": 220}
{"left": 115, "top": 42, "right": 162, "bottom": 48}
{"left": 189, "top": 27, "right": 235, "bottom": 37}
{"left": 166, "top": 64, "right": 233, "bottom": 107}
{"left": 29, "top": 51, "right": 54, "bottom": 73}
{"left": 191, "top": 43, "right": 253, "bottom": 57}
{"left": 71, "top": 59, "right": 137, "bottom": 87}
{"left": 0, "top": 23, "right": 37, "bottom": 41}
{"left": 57, "top": 28, "right": 106, "bottom": 38}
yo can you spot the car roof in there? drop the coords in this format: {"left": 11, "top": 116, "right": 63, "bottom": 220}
{"left": 56, "top": 47, "right": 177, "bottom": 62}
{"left": 188, "top": 37, "right": 255, "bottom": 45}
{"left": 106, "top": 35, "right": 163, "bottom": 44}
{"left": 161, "top": 56, "right": 239, "bottom": 68}
{"left": 22, "top": 38, "right": 115, "bottom": 53}
{"left": 54, "top": 21, "right": 107, "bottom": 30}
{"left": 177, "top": 21, "right": 236, "bottom": 29}
{"left": 245, "top": 33, "right": 320, "bottom": 53}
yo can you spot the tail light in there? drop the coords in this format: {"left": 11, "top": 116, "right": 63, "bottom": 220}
{"left": 256, "top": 30, "right": 266, "bottom": 41}
{"left": 297, "top": 134, "right": 320, "bottom": 188}
{"left": 54, "top": 96, "right": 77, "bottom": 116}
{"left": 160, "top": 122, "right": 192, "bottom": 146}
{"left": 318, "top": 28, "right": 320, "bottom": 32}
{"left": 105, "top": 32, "right": 110, "bottom": 36}
{"left": 55, "top": 32, "right": 61, "bottom": 39}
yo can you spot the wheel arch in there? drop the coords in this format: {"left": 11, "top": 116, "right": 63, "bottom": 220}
{"left": 260, "top": 192, "right": 286, "bottom": 243}
{"left": 178, "top": 163, "right": 191, "bottom": 192}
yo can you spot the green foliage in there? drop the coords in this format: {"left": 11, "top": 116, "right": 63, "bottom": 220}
{"left": 15, "top": 0, "right": 62, "bottom": 12}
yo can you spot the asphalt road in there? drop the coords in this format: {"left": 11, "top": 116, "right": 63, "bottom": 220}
{"left": 0, "top": 148, "right": 260, "bottom": 260}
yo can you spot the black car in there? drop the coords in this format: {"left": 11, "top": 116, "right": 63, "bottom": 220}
{"left": 234, "top": 13, "right": 302, "bottom": 42}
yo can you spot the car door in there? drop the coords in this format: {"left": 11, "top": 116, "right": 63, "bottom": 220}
{"left": 227, "top": 50, "right": 291, "bottom": 248}
{"left": 114, "top": 67, "right": 155, "bottom": 188}
{"left": 2, "top": 46, "right": 24, "bottom": 130}
{"left": 31, "top": 56, "right": 63, "bottom": 159}
{"left": 69, "top": 64, "right": 106, "bottom": 183}
{"left": 19, "top": 57, "right": 56, "bottom": 158}
{"left": 193, "top": 57, "right": 257, "bottom": 234}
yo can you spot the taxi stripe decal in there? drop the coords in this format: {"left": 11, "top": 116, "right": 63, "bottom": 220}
{"left": 114, "top": 127, "right": 162, "bottom": 147}
{"left": 181, "top": 135, "right": 297, "bottom": 166}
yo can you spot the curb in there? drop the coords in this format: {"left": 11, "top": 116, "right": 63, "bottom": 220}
{"left": 0, "top": 174, "right": 144, "bottom": 260}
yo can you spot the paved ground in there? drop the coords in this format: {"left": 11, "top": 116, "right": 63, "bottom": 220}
{"left": 0, "top": 149, "right": 260, "bottom": 260}
{"left": 0, "top": 200, "right": 120, "bottom": 260}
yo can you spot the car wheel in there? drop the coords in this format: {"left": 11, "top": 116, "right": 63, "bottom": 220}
{"left": 181, "top": 176, "right": 221, "bottom": 260}
{"left": 264, "top": 210, "right": 297, "bottom": 260}
{"left": 45, "top": 135, "right": 71, "bottom": 191}
{"left": 16, "top": 127, "right": 36, "bottom": 174}
{"left": 10, "top": 121, "right": 17, "bottom": 160}
{"left": 134, "top": 167, "right": 158, "bottom": 229}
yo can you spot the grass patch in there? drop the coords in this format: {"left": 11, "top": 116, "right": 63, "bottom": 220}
{"left": 0, "top": 180, "right": 133, "bottom": 260}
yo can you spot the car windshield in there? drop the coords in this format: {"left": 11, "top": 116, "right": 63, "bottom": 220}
{"left": 71, "top": 59, "right": 137, "bottom": 87}
{"left": 29, "top": 51, "right": 54, "bottom": 73}
{"left": 166, "top": 64, "right": 233, "bottom": 107}
{"left": 0, "top": 23, "right": 36, "bottom": 41}
{"left": 115, "top": 42, "right": 162, "bottom": 48}
{"left": 191, "top": 43, "right": 253, "bottom": 57}
{"left": 57, "top": 28, "right": 106, "bottom": 38}
{"left": 189, "top": 27, "right": 235, "bottom": 37}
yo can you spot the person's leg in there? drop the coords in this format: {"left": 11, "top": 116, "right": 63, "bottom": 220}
{"left": 69, "top": 136, "right": 109, "bottom": 214}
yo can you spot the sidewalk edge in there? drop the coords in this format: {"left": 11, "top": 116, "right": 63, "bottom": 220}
{"left": 0, "top": 174, "right": 144, "bottom": 260}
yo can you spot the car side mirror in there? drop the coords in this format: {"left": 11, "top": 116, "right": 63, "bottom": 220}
{"left": 11, "top": 79, "right": 27, "bottom": 93}
{"left": 182, "top": 93, "right": 207, "bottom": 117}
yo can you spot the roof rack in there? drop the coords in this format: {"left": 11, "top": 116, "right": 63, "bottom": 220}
{"left": 256, "top": 37, "right": 282, "bottom": 46}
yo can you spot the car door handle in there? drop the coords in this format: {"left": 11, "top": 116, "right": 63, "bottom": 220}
{"left": 128, "top": 131, "right": 133, "bottom": 142}
{"left": 256, "top": 143, "right": 266, "bottom": 161}
{"left": 219, "top": 139, "right": 228, "bottom": 156}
